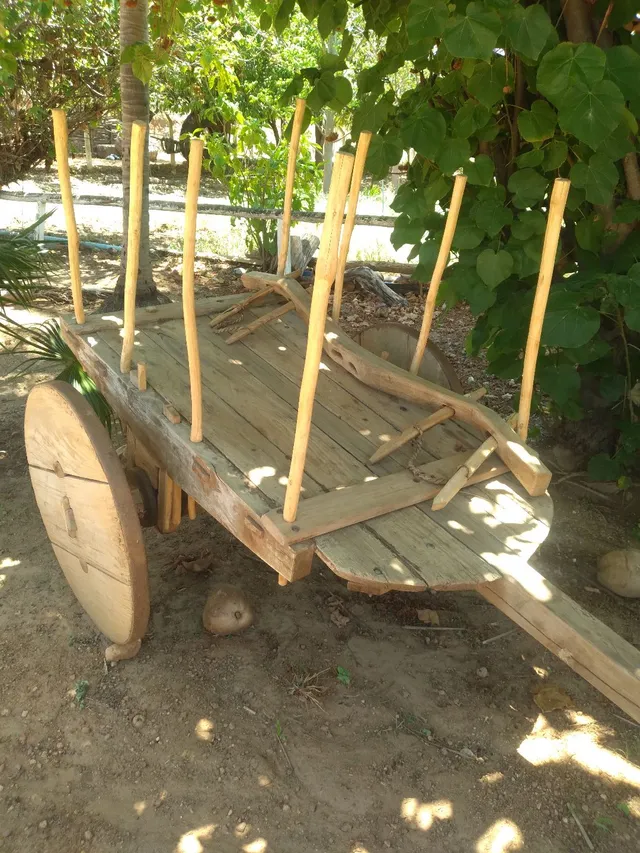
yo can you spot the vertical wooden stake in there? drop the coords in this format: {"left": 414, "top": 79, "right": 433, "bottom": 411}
{"left": 332, "top": 131, "right": 372, "bottom": 321}
{"left": 120, "top": 120, "right": 147, "bottom": 373}
{"left": 518, "top": 178, "right": 571, "bottom": 440}
{"left": 137, "top": 362, "right": 147, "bottom": 391}
{"left": 51, "top": 109, "right": 85, "bottom": 325}
{"left": 277, "top": 98, "right": 307, "bottom": 276}
{"left": 409, "top": 175, "right": 467, "bottom": 375}
{"left": 283, "top": 152, "right": 354, "bottom": 523}
{"left": 171, "top": 480, "right": 182, "bottom": 528}
{"left": 182, "top": 138, "right": 204, "bottom": 442}
{"left": 187, "top": 495, "right": 197, "bottom": 520}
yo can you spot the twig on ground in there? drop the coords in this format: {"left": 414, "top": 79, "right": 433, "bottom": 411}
{"left": 403, "top": 625, "right": 468, "bottom": 632}
{"left": 567, "top": 803, "right": 594, "bottom": 851}
{"left": 612, "top": 713, "right": 640, "bottom": 729}
{"left": 482, "top": 628, "right": 517, "bottom": 645}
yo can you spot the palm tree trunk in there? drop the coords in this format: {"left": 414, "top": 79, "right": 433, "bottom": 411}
{"left": 109, "top": 0, "right": 156, "bottom": 308}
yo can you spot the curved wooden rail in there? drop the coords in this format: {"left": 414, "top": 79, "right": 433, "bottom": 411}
{"left": 242, "top": 271, "right": 551, "bottom": 498}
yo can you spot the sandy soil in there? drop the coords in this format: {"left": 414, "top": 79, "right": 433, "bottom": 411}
{"left": 1, "top": 253, "right": 640, "bottom": 853}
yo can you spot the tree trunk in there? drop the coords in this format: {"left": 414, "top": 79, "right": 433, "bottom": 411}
{"left": 106, "top": 0, "right": 156, "bottom": 309}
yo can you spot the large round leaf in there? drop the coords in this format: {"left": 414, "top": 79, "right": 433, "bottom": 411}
{"left": 606, "top": 45, "right": 640, "bottom": 101}
{"left": 407, "top": 0, "right": 450, "bottom": 42}
{"left": 467, "top": 61, "right": 509, "bottom": 108}
{"left": 437, "top": 137, "right": 470, "bottom": 175}
{"left": 401, "top": 106, "right": 446, "bottom": 158}
{"left": 465, "top": 154, "right": 495, "bottom": 186}
{"left": 517, "top": 100, "right": 557, "bottom": 143}
{"left": 537, "top": 42, "right": 606, "bottom": 104}
{"left": 453, "top": 101, "right": 489, "bottom": 138}
{"left": 366, "top": 133, "right": 403, "bottom": 177}
{"left": 442, "top": 3, "right": 501, "bottom": 61}
{"left": 570, "top": 154, "right": 619, "bottom": 205}
{"left": 507, "top": 168, "right": 549, "bottom": 208}
{"left": 558, "top": 80, "right": 625, "bottom": 151}
{"left": 505, "top": 4, "right": 556, "bottom": 61}
{"left": 476, "top": 249, "right": 514, "bottom": 288}
{"left": 542, "top": 297, "right": 601, "bottom": 349}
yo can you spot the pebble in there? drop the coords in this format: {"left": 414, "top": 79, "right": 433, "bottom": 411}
{"left": 21, "top": 711, "right": 28, "bottom": 718}
{"left": 1, "top": 710, "right": 8, "bottom": 717}
{"left": 132, "top": 715, "right": 145, "bottom": 729}
{"left": 282, "top": 804, "right": 290, "bottom": 813}
{"left": 476, "top": 667, "right": 489, "bottom": 678}
{"left": 38, "top": 820, "right": 47, "bottom": 830}
{"left": 460, "top": 747, "right": 476, "bottom": 759}
{"left": 84, "top": 831, "right": 93, "bottom": 841}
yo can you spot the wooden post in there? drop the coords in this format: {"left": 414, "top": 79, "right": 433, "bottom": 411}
{"left": 283, "top": 152, "right": 354, "bottom": 523}
{"left": 277, "top": 98, "right": 307, "bottom": 276}
{"left": 182, "top": 138, "right": 205, "bottom": 442}
{"left": 409, "top": 175, "right": 467, "bottom": 375}
{"left": 51, "top": 109, "right": 85, "bottom": 325}
{"left": 517, "top": 178, "right": 571, "bottom": 440}
{"left": 120, "top": 120, "right": 147, "bottom": 373}
{"left": 332, "top": 131, "right": 372, "bottom": 322}
{"left": 187, "top": 495, "right": 197, "bottom": 520}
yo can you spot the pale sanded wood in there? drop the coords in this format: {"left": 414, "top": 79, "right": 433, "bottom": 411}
{"left": 209, "top": 287, "right": 276, "bottom": 329}
{"left": 333, "top": 131, "right": 372, "bottom": 320}
{"left": 182, "top": 137, "right": 205, "bottom": 442}
{"left": 187, "top": 495, "right": 197, "bottom": 520}
{"left": 62, "top": 323, "right": 314, "bottom": 581}
{"left": 51, "top": 110, "right": 84, "bottom": 324}
{"left": 163, "top": 404, "right": 181, "bottom": 424}
{"left": 284, "top": 152, "right": 354, "bottom": 521}
{"left": 243, "top": 273, "right": 551, "bottom": 497}
{"left": 171, "top": 479, "right": 183, "bottom": 527}
{"left": 277, "top": 98, "right": 307, "bottom": 276}
{"left": 225, "top": 302, "right": 295, "bottom": 344}
{"left": 25, "top": 381, "right": 148, "bottom": 644}
{"left": 262, "top": 454, "right": 508, "bottom": 544}
{"left": 518, "top": 178, "right": 571, "bottom": 439}
{"left": 432, "top": 436, "right": 498, "bottom": 511}
{"left": 157, "top": 470, "right": 175, "bottom": 534}
{"left": 410, "top": 175, "right": 467, "bottom": 374}
{"left": 120, "top": 120, "right": 147, "bottom": 374}
{"left": 137, "top": 362, "right": 147, "bottom": 390}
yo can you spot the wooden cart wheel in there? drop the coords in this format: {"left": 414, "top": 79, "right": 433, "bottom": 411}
{"left": 354, "top": 322, "right": 463, "bottom": 392}
{"left": 24, "top": 381, "right": 149, "bottom": 646}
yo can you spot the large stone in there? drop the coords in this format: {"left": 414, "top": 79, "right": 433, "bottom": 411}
{"left": 203, "top": 585, "right": 254, "bottom": 635}
{"left": 597, "top": 550, "right": 640, "bottom": 598}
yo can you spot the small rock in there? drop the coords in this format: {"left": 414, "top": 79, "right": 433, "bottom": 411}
{"left": 105, "top": 640, "right": 141, "bottom": 662}
{"left": 84, "top": 831, "right": 93, "bottom": 841}
{"left": 203, "top": 585, "right": 253, "bottom": 635}
{"left": 476, "top": 667, "right": 489, "bottom": 679}
{"left": 21, "top": 711, "right": 28, "bottom": 719}
{"left": 232, "top": 267, "right": 247, "bottom": 276}
{"left": 132, "top": 715, "right": 145, "bottom": 729}
{"left": 550, "top": 443, "right": 581, "bottom": 473}
{"left": 460, "top": 747, "right": 476, "bottom": 759}
{"left": 282, "top": 804, "right": 290, "bottom": 813}
{"left": 38, "top": 821, "right": 47, "bottom": 830}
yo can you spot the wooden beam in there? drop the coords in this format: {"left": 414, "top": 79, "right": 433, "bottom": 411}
{"left": 51, "top": 110, "right": 85, "bottom": 325}
{"left": 120, "top": 120, "right": 147, "bottom": 374}
{"left": 369, "top": 387, "right": 486, "bottom": 464}
{"left": 283, "top": 152, "right": 354, "bottom": 523}
{"left": 432, "top": 436, "right": 498, "bottom": 511}
{"left": 225, "top": 302, "right": 295, "bottom": 344}
{"left": 182, "top": 137, "right": 205, "bottom": 443}
{"left": 209, "top": 287, "right": 276, "bottom": 329}
{"left": 480, "top": 571, "right": 640, "bottom": 724}
{"left": 277, "top": 98, "right": 307, "bottom": 276}
{"left": 333, "top": 131, "right": 372, "bottom": 321}
{"left": 241, "top": 272, "right": 552, "bottom": 498}
{"left": 410, "top": 175, "right": 466, "bottom": 374}
{"left": 262, "top": 454, "right": 507, "bottom": 545}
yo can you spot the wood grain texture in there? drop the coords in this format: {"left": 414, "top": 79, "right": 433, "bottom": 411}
{"left": 25, "top": 381, "right": 148, "bottom": 644}
{"left": 432, "top": 436, "right": 498, "bottom": 511}
{"left": 242, "top": 273, "right": 551, "bottom": 497}
{"left": 51, "top": 110, "right": 84, "bottom": 324}
{"left": 225, "top": 302, "right": 295, "bottom": 344}
{"left": 277, "top": 98, "right": 307, "bottom": 276}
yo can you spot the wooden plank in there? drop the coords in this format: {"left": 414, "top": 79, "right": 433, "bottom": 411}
{"left": 158, "top": 470, "right": 177, "bottom": 534}
{"left": 225, "top": 302, "right": 295, "bottom": 344}
{"left": 65, "top": 293, "right": 249, "bottom": 335}
{"left": 262, "top": 455, "right": 508, "bottom": 545}
{"left": 243, "top": 274, "right": 551, "bottom": 497}
{"left": 61, "top": 322, "right": 314, "bottom": 582}
{"left": 480, "top": 574, "right": 640, "bottom": 724}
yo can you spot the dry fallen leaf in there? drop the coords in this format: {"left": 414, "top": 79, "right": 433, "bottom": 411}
{"left": 416, "top": 608, "right": 440, "bottom": 626}
{"left": 330, "top": 610, "right": 350, "bottom": 628}
{"left": 533, "top": 684, "right": 574, "bottom": 713}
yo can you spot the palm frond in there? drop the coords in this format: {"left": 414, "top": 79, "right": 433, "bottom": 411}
{"left": 0, "top": 212, "right": 55, "bottom": 310}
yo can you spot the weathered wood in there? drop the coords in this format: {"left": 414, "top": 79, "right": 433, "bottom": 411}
{"left": 410, "top": 175, "right": 467, "bottom": 374}
{"left": 137, "top": 362, "right": 147, "bottom": 390}
{"left": 163, "top": 404, "right": 181, "bottom": 424}
{"left": 68, "top": 293, "right": 249, "bottom": 336}
{"left": 209, "top": 288, "right": 276, "bottom": 329}
{"left": 171, "top": 479, "right": 183, "bottom": 528}
{"left": 341, "top": 267, "right": 408, "bottom": 307}
{"left": 369, "top": 387, "right": 486, "bottom": 464}
{"left": 278, "top": 98, "right": 306, "bottom": 276}
{"left": 25, "top": 381, "right": 148, "bottom": 645}
{"left": 120, "top": 120, "right": 147, "bottom": 374}
{"left": 225, "top": 302, "right": 295, "bottom": 344}
{"left": 518, "top": 178, "right": 571, "bottom": 440}
{"left": 262, "top": 454, "right": 508, "bottom": 545}
{"left": 432, "top": 436, "right": 498, "bottom": 511}
{"left": 284, "top": 152, "right": 354, "bottom": 522}
{"left": 333, "top": 131, "right": 372, "bottom": 320}
{"left": 158, "top": 470, "right": 177, "bottom": 534}
{"left": 182, "top": 137, "right": 205, "bottom": 443}
{"left": 243, "top": 273, "right": 551, "bottom": 498}
{"left": 480, "top": 571, "right": 640, "bottom": 724}
{"left": 61, "top": 321, "right": 315, "bottom": 582}
{"left": 187, "top": 495, "right": 197, "bottom": 520}
{"left": 51, "top": 110, "right": 85, "bottom": 325}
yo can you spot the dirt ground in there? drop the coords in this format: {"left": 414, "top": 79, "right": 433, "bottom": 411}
{"left": 1, "top": 252, "right": 640, "bottom": 853}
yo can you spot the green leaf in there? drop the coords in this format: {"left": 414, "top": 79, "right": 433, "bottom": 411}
{"left": 565, "top": 338, "right": 611, "bottom": 365}
{"left": 508, "top": 168, "right": 549, "bottom": 208}
{"left": 614, "top": 201, "right": 640, "bottom": 224}
{"left": 518, "top": 101, "right": 557, "bottom": 143}
{"left": 570, "top": 154, "right": 619, "bottom": 206}
{"left": 437, "top": 137, "right": 470, "bottom": 175}
{"left": 597, "top": 125, "right": 634, "bottom": 161}
{"left": 274, "top": 0, "right": 295, "bottom": 35}
{"left": 336, "top": 665, "right": 351, "bottom": 686}
{"left": 318, "top": 0, "right": 347, "bottom": 38}
{"left": 366, "top": 133, "right": 403, "bottom": 177}
{"left": 537, "top": 42, "right": 606, "bottom": 104}
{"left": 505, "top": 5, "right": 556, "bottom": 61}
{"left": 449, "top": 266, "right": 497, "bottom": 314}
{"left": 558, "top": 81, "right": 625, "bottom": 150}
{"left": 626, "top": 306, "right": 640, "bottom": 332}
{"left": 353, "top": 94, "right": 392, "bottom": 134}
{"left": 606, "top": 45, "right": 640, "bottom": 101}
{"left": 542, "top": 299, "right": 600, "bottom": 348}
{"left": 466, "top": 61, "right": 507, "bottom": 108}
{"left": 476, "top": 249, "right": 514, "bottom": 288}
{"left": 588, "top": 453, "right": 622, "bottom": 482}
{"left": 443, "top": 3, "right": 501, "bottom": 61}
{"left": 452, "top": 224, "right": 484, "bottom": 250}
{"left": 465, "top": 154, "right": 494, "bottom": 186}
{"left": 607, "top": 266, "right": 640, "bottom": 308}
{"left": 575, "top": 216, "right": 605, "bottom": 253}
{"left": 517, "top": 148, "right": 544, "bottom": 168}
{"left": 391, "top": 214, "right": 425, "bottom": 249}
{"left": 401, "top": 106, "right": 446, "bottom": 158}
{"left": 407, "top": 0, "right": 449, "bottom": 42}
{"left": 542, "top": 139, "right": 568, "bottom": 171}
{"left": 511, "top": 210, "right": 546, "bottom": 240}
{"left": 537, "top": 364, "right": 580, "bottom": 405}
{"left": 453, "top": 102, "right": 490, "bottom": 138}
{"left": 330, "top": 75, "right": 353, "bottom": 109}
{"left": 472, "top": 197, "right": 513, "bottom": 236}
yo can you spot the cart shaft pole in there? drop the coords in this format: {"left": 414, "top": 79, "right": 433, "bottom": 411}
{"left": 277, "top": 98, "right": 307, "bottom": 277}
